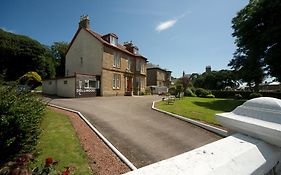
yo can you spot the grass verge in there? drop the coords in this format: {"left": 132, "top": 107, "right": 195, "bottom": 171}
{"left": 155, "top": 97, "right": 245, "bottom": 125}
{"left": 31, "top": 108, "right": 92, "bottom": 174}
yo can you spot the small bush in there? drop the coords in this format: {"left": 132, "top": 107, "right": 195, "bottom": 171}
{"left": 18, "top": 71, "right": 42, "bottom": 90}
{"left": 145, "top": 87, "right": 151, "bottom": 95}
{"left": 168, "top": 86, "right": 176, "bottom": 95}
{"left": 249, "top": 92, "right": 262, "bottom": 99}
{"left": 195, "top": 88, "right": 211, "bottom": 97}
{"left": 234, "top": 94, "right": 243, "bottom": 99}
{"left": 185, "top": 88, "right": 197, "bottom": 97}
{"left": 206, "top": 94, "right": 215, "bottom": 98}
{"left": 0, "top": 86, "right": 45, "bottom": 164}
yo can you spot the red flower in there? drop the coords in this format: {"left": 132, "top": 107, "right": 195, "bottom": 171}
{"left": 45, "top": 157, "right": 53, "bottom": 166}
{"left": 62, "top": 167, "right": 70, "bottom": 175}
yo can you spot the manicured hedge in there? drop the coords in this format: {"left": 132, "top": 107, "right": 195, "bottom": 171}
{"left": 211, "top": 90, "right": 281, "bottom": 99}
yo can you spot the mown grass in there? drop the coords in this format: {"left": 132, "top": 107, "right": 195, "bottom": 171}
{"left": 31, "top": 109, "right": 92, "bottom": 174}
{"left": 155, "top": 97, "right": 245, "bottom": 125}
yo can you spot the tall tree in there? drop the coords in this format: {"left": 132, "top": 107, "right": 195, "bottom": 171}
{"left": 51, "top": 42, "right": 68, "bottom": 77}
{"left": 0, "top": 29, "right": 56, "bottom": 80}
{"left": 229, "top": 0, "right": 281, "bottom": 88}
{"left": 193, "top": 70, "right": 237, "bottom": 90}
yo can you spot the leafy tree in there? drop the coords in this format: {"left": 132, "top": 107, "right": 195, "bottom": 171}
{"left": 229, "top": 0, "right": 281, "bottom": 87}
{"left": 179, "top": 76, "right": 190, "bottom": 94}
{"left": 51, "top": 42, "right": 68, "bottom": 77}
{"left": 192, "top": 70, "right": 237, "bottom": 90}
{"left": 0, "top": 29, "right": 56, "bottom": 81}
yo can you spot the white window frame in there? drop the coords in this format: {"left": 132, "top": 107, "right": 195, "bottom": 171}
{"left": 113, "top": 52, "right": 121, "bottom": 68}
{"left": 127, "top": 57, "right": 132, "bottom": 72}
{"left": 84, "top": 80, "right": 90, "bottom": 89}
{"left": 112, "top": 74, "right": 121, "bottom": 89}
{"left": 110, "top": 36, "right": 118, "bottom": 46}
{"left": 140, "top": 61, "right": 145, "bottom": 74}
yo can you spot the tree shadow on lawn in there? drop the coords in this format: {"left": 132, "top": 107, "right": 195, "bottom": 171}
{"left": 192, "top": 99, "right": 245, "bottom": 112}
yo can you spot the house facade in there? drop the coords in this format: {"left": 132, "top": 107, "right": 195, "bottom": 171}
{"left": 63, "top": 15, "right": 147, "bottom": 97}
{"left": 146, "top": 63, "right": 171, "bottom": 94}
{"left": 42, "top": 15, "right": 147, "bottom": 97}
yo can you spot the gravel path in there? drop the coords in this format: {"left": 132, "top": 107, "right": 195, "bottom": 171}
{"left": 50, "top": 107, "right": 130, "bottom": 175}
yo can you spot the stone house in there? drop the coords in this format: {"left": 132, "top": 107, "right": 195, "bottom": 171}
{"left": 43, "top": 15, "right": 147, "bottom": 97}
{"left": 146, "top": 63, "right": 171, "bottom": 94}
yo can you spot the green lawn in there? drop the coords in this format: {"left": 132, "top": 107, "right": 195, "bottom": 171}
{"left": 155, "top": 97, "right": 245, "bottom": 126}
{"left": 31, "top": 109, "right": 92, "bottom": 174}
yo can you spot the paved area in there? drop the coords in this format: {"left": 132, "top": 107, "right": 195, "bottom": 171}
{"left": 48, "top": 96, "right": 222, "bottom": 168}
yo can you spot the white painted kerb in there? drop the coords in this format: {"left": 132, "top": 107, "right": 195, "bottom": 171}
{"left": 48, "top": 104, "right": 137, "bottom": 170}
{"left": 152, "top": 100, "right": 227, "bottom": 137}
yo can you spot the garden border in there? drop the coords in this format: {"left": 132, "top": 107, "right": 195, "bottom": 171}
{"left": 48, "top": 104, "right": 137, "bottom": 171}
{"left": 152, "top": 100, "right": 228, "bottom": 137}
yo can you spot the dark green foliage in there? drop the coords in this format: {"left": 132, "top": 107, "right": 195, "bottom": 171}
{"left": 192, "top": 70, "right": 237, "bottom": 90}
{"left": 229, "top": 0, "right": 281, "bottom": 86}
{"left": 185, "top": 88, "right": 197, "bottom": 97}
{"left": 0, "top": 86, "right": 45, "bottom": 164}
{"left": 211, "top": 90, "right": 281, "bottom": 99}
{"left": 50, "top": 42, "right": 68, "bottom": 77}
{"left": 168, "top": 86, "right": 176, "bottom": 95}
{"left": 249, "top": 92, "right": 263, "bottom": 99}
{"left": 195, "top": 88, "right": 211, "bottom": 97}
{"left": 0, "top": 29, "right": 56, "bottom": 81}
{"left": 234, "top": 94, "right": 243, "bottom": 99}
{"left": 175, "top": 84, "right": 183, "bottom": 95}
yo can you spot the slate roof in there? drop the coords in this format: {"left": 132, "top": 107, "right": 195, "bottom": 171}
{"left": 66, "top": 28, "right": 147, "bottom": 61}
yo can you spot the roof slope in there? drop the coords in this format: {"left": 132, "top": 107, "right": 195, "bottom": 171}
{"left": 66, "top": 28, "right": 147, "bottom": 60}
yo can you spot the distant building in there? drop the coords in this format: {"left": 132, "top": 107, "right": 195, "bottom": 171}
{"left": 205, "top": 65, "right": 211, "bottom": 73}
{"left": 146, "top": 63, "right": 172, "bottom": 94}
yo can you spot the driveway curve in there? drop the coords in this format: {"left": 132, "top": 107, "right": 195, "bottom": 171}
{"left": 49, "top": 96, "right": 222, "bottom": 168}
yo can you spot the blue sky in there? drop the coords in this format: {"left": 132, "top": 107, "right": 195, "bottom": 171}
{"left": 0, "top": 0, "right": 248, "bottom": 78}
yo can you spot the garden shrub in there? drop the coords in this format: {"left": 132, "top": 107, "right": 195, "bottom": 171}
{"left": 249, "top": 92, "right": 262, "bottom": 99}
{"left": 206, "top": 94, "right": 215, "bottom": 98}
{"left": 18, "top": 71, "right": 42, "bottom": 90}
{"left": 168, "top": 86, "right": 176, "bottom": 95}
{"left": 211, "top": 90, "right": 281, "bottom": 99}
{"left": 0, "top": 86, "right": 45, "bottom": 164}
{"left": 195, "top": 88, "right": 211, "bottom": 97}
{"left": 234, "top": 93, "right": 243, "bottom": 99}
{"left": 185, "top": 88, "right": 197, "bottom": 97}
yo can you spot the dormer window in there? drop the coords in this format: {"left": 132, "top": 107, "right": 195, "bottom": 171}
{"left": 102, "top": 33, "right": 118, "bottom": 46}
{"left": 110, "top": 36, "right": 118, "bottom": 46}
{"left": 133, "top": 48, "right": 138, "bottom": 54}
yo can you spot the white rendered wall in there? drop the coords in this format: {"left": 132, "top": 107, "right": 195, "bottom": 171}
{"left": 65, "top": 29, "right": 103, "bottom": 76}
{"left": 56, "top": 78, "right": 75, "bottom": 98}
{"left": 42, "top": 80, "right": 57, "bottom": 95}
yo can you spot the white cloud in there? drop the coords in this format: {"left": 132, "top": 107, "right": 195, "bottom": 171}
{"left": 156, "top": 19, "right": 177, "bottom": 32}
{"left": 155, "top": 12, "right": 190, "bottom": 32}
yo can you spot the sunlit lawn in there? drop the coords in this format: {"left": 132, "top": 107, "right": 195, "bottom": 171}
{"left": 155, "top": 97, "right": 245, "bottom": 126}
{"left": 31, "top": 109, "right": 92, "bottom": 174}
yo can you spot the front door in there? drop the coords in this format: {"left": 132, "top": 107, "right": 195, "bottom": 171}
{"left": 125, "top": 77, "right": 132, "bottom": 96}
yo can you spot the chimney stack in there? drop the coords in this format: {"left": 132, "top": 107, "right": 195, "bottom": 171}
{"left": 79, "top": 15, "right": 90, "bottom": 30}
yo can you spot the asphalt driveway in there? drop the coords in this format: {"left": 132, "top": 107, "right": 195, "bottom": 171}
{"left": 49, "top": 96, "right": 222, "bottom": 168}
